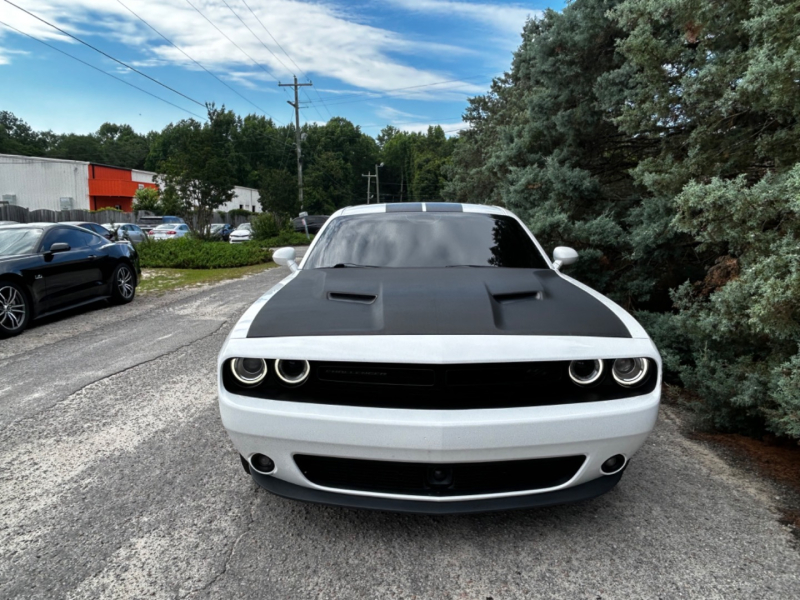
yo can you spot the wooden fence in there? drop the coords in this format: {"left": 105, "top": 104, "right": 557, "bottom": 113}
{"left": 0, "top": 205, "right": 254, "bottom": 227}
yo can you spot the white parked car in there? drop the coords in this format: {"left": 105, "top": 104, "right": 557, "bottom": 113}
{"left": 229, "top": 223, "right": 253, "bottom": 243}
{"left": 218, "top": 203, "right": 661, "bottom": 513}
{"left": 149, "top": 223, "right": 190, "bottom": 240}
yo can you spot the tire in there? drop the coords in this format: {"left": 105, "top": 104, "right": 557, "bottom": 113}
{"left": 110, "top": 263, "right": 136, "bottom": 305}
{"left": 0, "top": 281, "right": 30, "bottom": 338}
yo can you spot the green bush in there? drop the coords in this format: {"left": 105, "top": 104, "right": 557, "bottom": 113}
{"left": 261, "top": 231, "right": 314, "bottom": 247}
{"left": 138, "top": 237, "right": 271, "bottom": 269}
{"left": 251, "top": 212, "right": 281, "bottom": 240}
{"left": 227, "top": 208, "right": 254, "bottom": 219}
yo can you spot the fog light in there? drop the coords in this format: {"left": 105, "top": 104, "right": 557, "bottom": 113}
{"left": 275, "top": 359, "right": 310, "bottom": 386}
{"left": 250, "top": 453, "right": 275, "bottom": 474}
{"left": 568, "top": 359, "right": 604, "bottom": 386}
{"left": 601, "top": 454, "right": 626, "bottom": 475}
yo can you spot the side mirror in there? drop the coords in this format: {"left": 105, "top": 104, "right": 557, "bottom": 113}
{"left": 552, "top": 246, "right": 578, "bottom": 271}
{"left": 272, "top": 247, "right": 298, "bottom": 272}
{"left": 49, "top": 242, "right": 71, "bottom": 254}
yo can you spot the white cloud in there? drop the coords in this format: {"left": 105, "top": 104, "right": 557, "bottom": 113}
{"left": 0, "top": 46, "right": 28, "bottom": 65}
{"left": 0, "top": 0, "right": 475, "bottom": 94}
{"left": 385, "top": 0, "right": 537, "bottom": 34}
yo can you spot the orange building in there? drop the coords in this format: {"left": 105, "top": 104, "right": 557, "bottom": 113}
{"left": 88, "top": 164, "right": 158, "bottom": 212}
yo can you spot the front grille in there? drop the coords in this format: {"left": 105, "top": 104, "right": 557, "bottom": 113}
{"left": 223, "top": 359, "right": 658, "bottom": 409}
{"left": 294, "top": 455, "right": 586, "bottom": 497}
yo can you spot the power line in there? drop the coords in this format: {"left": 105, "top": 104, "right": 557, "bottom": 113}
{"left": 238, "top": 0, "right": 333, "bottom": 119}
{"left": 0, "top": 19, "right": 206, "bottom": 120}
{"left": 2, "top": 0, "right": 207, "bottom": 109}
{"left": 184, "top": 0, "right": 280, "bottom": 86}
{"left": 220, "top": 0, "right": 326, "bottom": 122}
{"left": 114, "top": 0, "right": 274, "bottom": 120}
{"left": 222, "top": 0, "right": 291, "bottom": 76}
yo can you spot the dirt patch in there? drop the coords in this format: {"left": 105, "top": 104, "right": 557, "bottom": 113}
{"left": 691, "top": 428, "right": 800, "bottom": 544}
{"left": 692, "top": 431, "right": 800, "bottom": 492}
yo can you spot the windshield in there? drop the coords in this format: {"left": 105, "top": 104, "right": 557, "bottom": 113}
{"left": 210, "top": 224, "right": 223, "bottom": 232}
{"left": 303, "top": 213, "right": 549, "bottom": 269}
{"left": 236, "top": 223, "right": 251, "bottom": 230}
{"left": 0, "top": 228, "right": 44, "bottom": 257}
{"left": 154, "top": 224, "right": 177, "bottom": 230}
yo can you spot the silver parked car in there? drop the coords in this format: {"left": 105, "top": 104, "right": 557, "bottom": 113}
{"left": 149, "top": 223, "right": 190, "bottom": 240}
{"left": 102, "top": 223, "right": 147, "bottom": 244}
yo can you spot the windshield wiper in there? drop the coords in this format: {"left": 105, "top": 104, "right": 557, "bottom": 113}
{"left": 328, "top": 263, "right": 379, "bottom": 268}
{"left": 445, "top": 264, "right": 493, "bottom": 268}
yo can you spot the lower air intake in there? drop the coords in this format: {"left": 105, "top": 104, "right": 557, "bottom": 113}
{"left": 294, "top": 454, "right": 585, "bottom": 497}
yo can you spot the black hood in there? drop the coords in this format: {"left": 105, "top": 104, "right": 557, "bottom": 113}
{"left": 247, "top": 268, "right": 631, "bottom": 338}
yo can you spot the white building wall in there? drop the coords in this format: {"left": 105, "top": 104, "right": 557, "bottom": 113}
{"left": 131, "top": 169, "right": 157, "bottom": 184}
{"left": 0, "top": 154, "right": 90, "bottom": 211}
{"left": 220, "top": 186, "right": 262, "bottom": 213}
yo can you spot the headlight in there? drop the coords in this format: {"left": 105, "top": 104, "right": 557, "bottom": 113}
{"left": 568, "top": 359, "right": 604, "bottom": 386}
{"left": 230, "top": 358, "right": 268, "bottom": 386}
{"left": 275, "top": 359, "right": 310, "bottom": 386}
{"left": 612, "top": 358, "right": 650, "bottom": 388}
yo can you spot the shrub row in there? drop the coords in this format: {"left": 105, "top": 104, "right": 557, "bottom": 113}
{"left": 261, "top": 231, "right": 314, "bottom": 247}
{"left": 137, "top": 237, "right": 271, "bottom": 269}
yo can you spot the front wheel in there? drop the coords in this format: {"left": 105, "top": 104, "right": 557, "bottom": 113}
{"left": 0, "top": 281, "right": 30, "bottom": 338}
{"left": 111, "top": 263, "right": 136, "bottom": 304}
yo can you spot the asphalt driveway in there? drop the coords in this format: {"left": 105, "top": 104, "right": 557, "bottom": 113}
{"left": 0, "top": 267, "right": 798, "bottom": 599}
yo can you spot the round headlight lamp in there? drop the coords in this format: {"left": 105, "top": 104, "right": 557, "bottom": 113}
{"left": 612, "top": 358, "right": 650, "bottom": 388}
{"left": 568, "top": 359, "right": 604, "bottom": 386}
{"left": 230, "top": 358, "right": 268, "bottom": 386}
{"left": 275, "top": 359, "right": 310, "bottom": 386}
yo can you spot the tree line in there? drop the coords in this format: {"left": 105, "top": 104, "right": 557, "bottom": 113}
{"left": 0, "top": 108, "right": 455, "bottom": 219}
{"left": 446, "top": 0, "right": 799, "bottom": 441}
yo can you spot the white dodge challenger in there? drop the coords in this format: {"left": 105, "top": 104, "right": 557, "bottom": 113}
{"left": 218, "top": 202, "right": 661, "bottom": 513}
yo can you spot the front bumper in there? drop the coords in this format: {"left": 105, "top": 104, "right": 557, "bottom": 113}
{"left": 219, "top": 385, "right": 660, "bottom": 508}
{"left": 250, "top": 466, "right": 626, "bottom": 514}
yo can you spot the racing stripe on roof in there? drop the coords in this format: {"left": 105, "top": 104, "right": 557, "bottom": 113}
{"left": 424, "top": 203, "right": 463, "bottom": 212}
{"left": 386, "top": 203, "right": 423, "bottom": 212}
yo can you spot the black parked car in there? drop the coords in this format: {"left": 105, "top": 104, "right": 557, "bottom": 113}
{"left": 208, "top": 223, "right": 233, "bottom": 242}
{"left": 292, "top": 215, "right": 329, "bottom": 234}
{"left": 0, "top": 223, "right": 140, "bottom": 338}
{"left": 60, "top": 221, "right": 114, "bottom": 240}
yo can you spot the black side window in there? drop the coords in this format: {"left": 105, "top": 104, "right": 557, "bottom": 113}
{"left": 43, "top": 228, "right": 96, "bottom": 251}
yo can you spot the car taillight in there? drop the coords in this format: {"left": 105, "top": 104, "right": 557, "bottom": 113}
{"left": 166, "top": 230, "right": 176, "bottom": 235}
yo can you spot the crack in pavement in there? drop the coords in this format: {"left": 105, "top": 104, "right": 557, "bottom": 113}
{"left": 0, "top": 319, "right": 229, "bottom": 436}
{"left": 181, "top": 489, "right": 260, "bottom": 599}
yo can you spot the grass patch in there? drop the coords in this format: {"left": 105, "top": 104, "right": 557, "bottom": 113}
{"left": 138, "top": 237, "right": 272, "bottom": 269}
{"left": 138, "top": 263, "right": 278, "bottom": 295}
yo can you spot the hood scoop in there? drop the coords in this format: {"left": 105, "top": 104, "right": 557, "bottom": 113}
{"left": 491, "top": 290, "right": 542, "bottom": 303}
{"left": 327, "top": 292, "right": 378, "bottom": 304}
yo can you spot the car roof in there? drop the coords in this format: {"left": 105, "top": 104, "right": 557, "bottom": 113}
{"left": 0, "top": 222, "right": 77, "bottom": 230}
{"left": 335, "top": 202, "right": 511, "bottom": 218}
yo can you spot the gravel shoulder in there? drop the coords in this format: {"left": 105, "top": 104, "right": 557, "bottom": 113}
{"left": 0, "top": 265, "right": 798, "bottom": 599}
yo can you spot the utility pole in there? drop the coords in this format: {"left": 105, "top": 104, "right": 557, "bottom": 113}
{"left": 279, "top": 75, "right": 313, "bottom": 210}
{"left": 362, "top": 172, "right": 376, "bottom": 203}
{"left": 372, "top": 163, "right": 384, "bottom": 203}
{"left": 375, "top": 164, "right": 381, "bottom": 204}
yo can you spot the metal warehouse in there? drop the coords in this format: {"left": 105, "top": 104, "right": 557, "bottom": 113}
{"left": 0, "top": 153, "right": 261, "bottom": 214}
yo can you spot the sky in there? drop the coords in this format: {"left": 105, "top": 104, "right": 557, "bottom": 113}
{"left": 0, "top": 0, "right": 561, "bottom": 138}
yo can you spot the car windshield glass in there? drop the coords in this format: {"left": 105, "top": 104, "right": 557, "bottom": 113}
{"left": 0, "top": 228, "right": 44, "bottom": 257}
{"left": 210, "top": 224, "right": 223, "bottom": 231}
{"left": 236, "top": 224, "right": 251, "bottom": 230}
{"left": 303, "top": 213, "right": 549, "bottom": 269}
{"left": 154, "top": 224, "right": 176, "bottom": 230}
